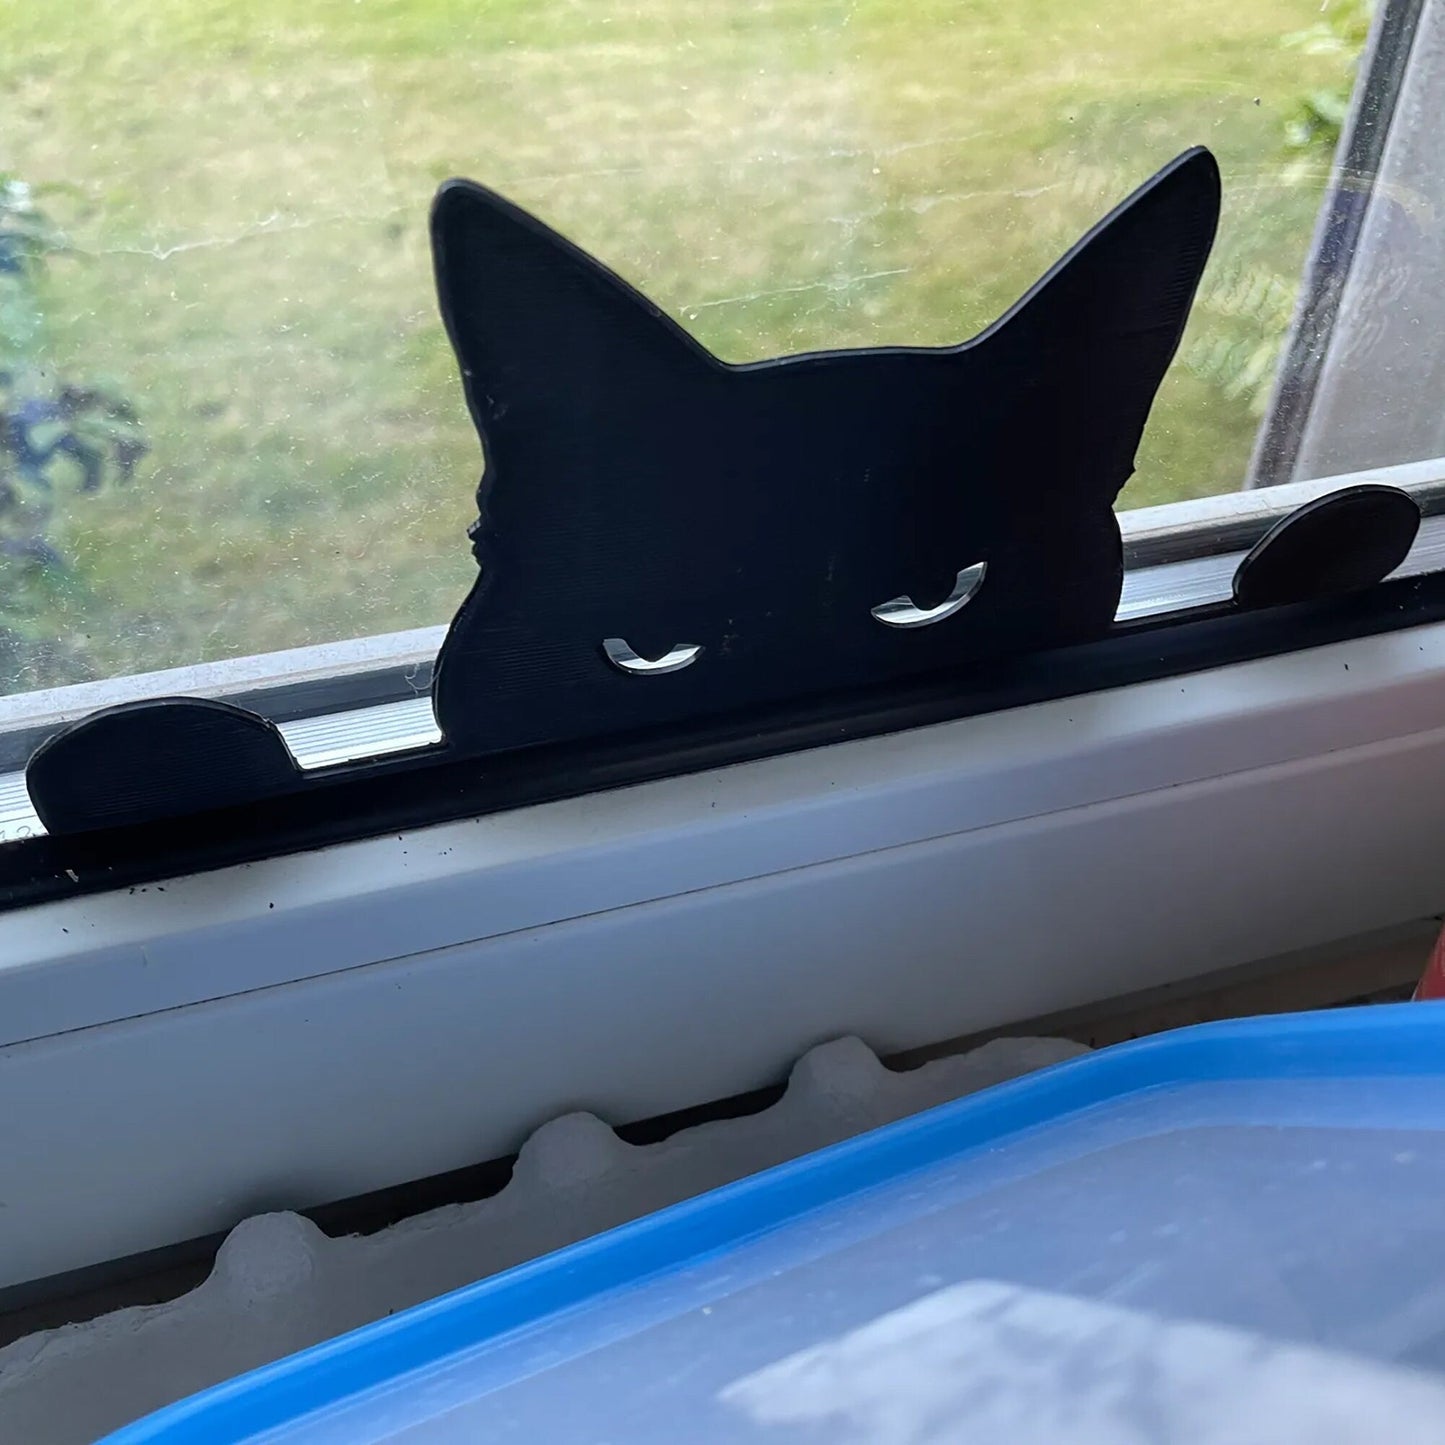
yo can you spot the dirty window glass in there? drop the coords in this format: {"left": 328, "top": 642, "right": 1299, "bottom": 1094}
{"left": 0, "top": 0, "right": 1370, "bottom": 693}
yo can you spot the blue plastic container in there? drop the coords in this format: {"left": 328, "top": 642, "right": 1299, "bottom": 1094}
{"left": 103, "top": 1005, "right": 1445, "bottom": 1443}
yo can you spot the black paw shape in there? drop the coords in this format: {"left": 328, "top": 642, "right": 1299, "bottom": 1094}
{"left": 1232, "top": 485, "right": 1420, "bottom": 612}
{"left": 27, "top": 697, "right": 302, "bottom": 834}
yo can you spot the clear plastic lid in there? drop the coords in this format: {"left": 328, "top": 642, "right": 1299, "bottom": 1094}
{"left": 105, "top": 1007, "right": 1445, "bottom": 1444}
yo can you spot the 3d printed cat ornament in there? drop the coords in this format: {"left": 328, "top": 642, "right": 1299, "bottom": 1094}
{"left": 426, "top": 146, "right": 1220, "bottom": 754}
{"left": 23, "top": 147, "right": 1422, "bottom": 834}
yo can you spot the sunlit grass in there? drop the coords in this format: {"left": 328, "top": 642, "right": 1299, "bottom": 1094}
{"left": 0, "top": 0, "right": 1344, "bottom": 689}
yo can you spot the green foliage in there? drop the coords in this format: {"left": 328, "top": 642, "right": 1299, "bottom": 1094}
{"left": 0, "top": 176, "right": 146, "bottom": 650}
{"left": 1183, "top": 261, "right": 1301, "bottom": 418}
{"left": 1284, "top": 0, "right": 1375, "bottom": 157}
{"left": 1184, "top": 0, "right": 1373, "bottom": 419}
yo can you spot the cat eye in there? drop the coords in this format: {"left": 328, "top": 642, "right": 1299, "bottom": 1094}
{"left": 602, "top": 639, "right": 704, "bottom": 676}
{"left": 871, "top": 563, "right": 988, "bottom": 630}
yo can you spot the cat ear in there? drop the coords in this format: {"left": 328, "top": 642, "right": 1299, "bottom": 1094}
{"left": 988, "top": 147, "right": 1220, "bottom": 474}
{"left": 1001, "top": 147, "right": 1219, "bottom": 349}
{"left": 430, "top": 181, "right": 714, "bottom": 435}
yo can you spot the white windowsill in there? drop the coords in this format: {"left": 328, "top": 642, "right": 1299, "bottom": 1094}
{"left": 2, "top": 615, "right": 1445, "bottom": 1288}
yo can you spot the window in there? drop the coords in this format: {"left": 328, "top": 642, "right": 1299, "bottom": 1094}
{"left": 0, "top": 0, "right": 1441, "bottom": 878}
{"left": 8, "top": 0, "right": 1445, "bottom": 1313}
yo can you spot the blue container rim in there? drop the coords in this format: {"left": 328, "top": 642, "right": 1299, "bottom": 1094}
{"left": 101, "top": 1002, "right": 1445, "bottom": 1443}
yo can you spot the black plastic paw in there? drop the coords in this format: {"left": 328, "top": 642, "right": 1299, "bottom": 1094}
{"left": 27, "top": 697, "right": 302, "bottom": 834}
{"left": 1232, "top": 485, "right": 1420, "bottom": 612}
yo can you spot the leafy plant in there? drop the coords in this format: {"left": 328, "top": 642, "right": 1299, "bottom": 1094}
{"left": 1284, "top": 0, "right": 1375, "bottom": 161}
{"left": 1183, "top": 260, "right": 1301, "bottom": 419}
{"left": 1184, "top": 1, "right": 1373, "bottom": 420}
{"left": 0, "top": 175, "right": 146, "bottom": 661}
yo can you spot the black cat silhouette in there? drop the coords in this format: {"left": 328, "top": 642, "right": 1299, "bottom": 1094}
{"left": 429, "top": 147, "right": 1220, "bottom": 755}
{"left": 20, "top": 148, "right": 1429, "bottom": 839}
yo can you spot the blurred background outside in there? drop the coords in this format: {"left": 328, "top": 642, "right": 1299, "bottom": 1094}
{"left": 0, "top": 0, "right": 1376, "bottom": 693}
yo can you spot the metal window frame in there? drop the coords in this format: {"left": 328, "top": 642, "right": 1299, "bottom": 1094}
{"left": 1248, "top": 0, "right": 1430, "bottom": 486}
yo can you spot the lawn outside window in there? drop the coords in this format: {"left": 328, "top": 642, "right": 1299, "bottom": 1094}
{"left": 0, "top": 0, "right": 1391, "bottom": 699}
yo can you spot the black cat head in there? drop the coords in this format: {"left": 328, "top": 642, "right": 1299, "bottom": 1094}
{"left": 428, "top": 147, "right": 1220, "bottom": 754}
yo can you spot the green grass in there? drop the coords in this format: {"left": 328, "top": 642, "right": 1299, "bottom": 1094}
{"left": 0, "top": 0, "right": 1350, "bottom": 691}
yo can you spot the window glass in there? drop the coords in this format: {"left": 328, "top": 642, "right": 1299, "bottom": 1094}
{"left": 0, "top": 0, "right": 1368, "bottom": 693}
